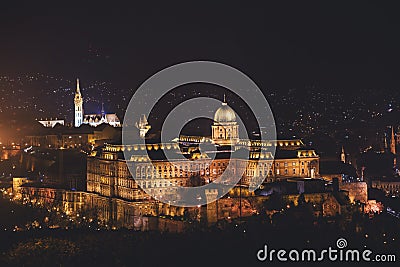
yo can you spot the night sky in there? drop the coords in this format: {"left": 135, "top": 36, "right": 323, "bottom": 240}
{"left": 1, "top": 1, "right": 400, "bottom": 91}
{"left": 1, "top": 1, "right": 400, "bottom": 145}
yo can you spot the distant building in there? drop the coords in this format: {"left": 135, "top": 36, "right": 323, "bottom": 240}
{"left": 25, "top": 123, "right": 120, "bottom": 149}
{"left": 211, "top": 97, "right": 239, "bottom": 146}
{"left": 364, "top": 200, "right": 384, "bottom": 215}
{"left": 38, "top": 118, "right": 65, "bottom": 128}
{"left": 319, "top": 160, "right": 357, "bottom": 182}
{"left": 322, "top": 194, "right": 348, "bottom": 217}
{"left": 135, "top": 114, "right": 151, "bottom": 139}
{"left": 74, "top": 79, "right": 84, "bottom": 127}
{"left": 83, "top": 113, "right": 121, "bottom": 128}
{"left": 22, "top": 98, "right": 327, "bottom": 228}
{"left": 371, "top": 179, "right": 400, "bottom": 197}
{"left": 12, "top": 177, "right": 29, "bottom": 199}
{"left": 21, "top": 185, "right": 85, "bottom": 215}
{"left": 339, "top": 181, "right": 368, "bottom": 204}
{"left": 278, "top": 191, "right": 351, "bottom": 218}
{"left": 85, "top": 100, "right": 320, "bottom": 226}
{"left": 73, "top": 79, "right": 121, "bottom": 128}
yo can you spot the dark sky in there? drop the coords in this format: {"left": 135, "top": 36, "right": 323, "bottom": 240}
{"left": 1, "top": 1, "right": 400, "bottom": 91}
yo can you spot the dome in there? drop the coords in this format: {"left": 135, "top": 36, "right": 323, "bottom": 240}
{"left": 214, "top": 102, "right": 236, "bottom": 123}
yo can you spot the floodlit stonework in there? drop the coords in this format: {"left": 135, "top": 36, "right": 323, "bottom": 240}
{"left": 74, "top": 79, "right": 121, "bottom": 128}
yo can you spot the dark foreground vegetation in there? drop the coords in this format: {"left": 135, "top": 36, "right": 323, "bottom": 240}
{"left": 1, "top": 194, "right": 399, "bottom": 266}
{"left": 0, "top": 213, "right": 399, "bottom": 267}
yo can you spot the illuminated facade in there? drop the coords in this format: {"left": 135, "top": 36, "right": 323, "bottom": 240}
{"left": 371, "top": 179, "right": 400, "bottom": 196}
{"left": 74, "top": 79, "right": 83, "bottom": 127}
{"left": 73, "top": 79, "right": 121, "bottom": 128}
{"left": 38, "top": 118, "right": 65, "bottom": 128}
{"left": 211, "top": 100, "right": 239, "bottom": 146}
{"left": 12, "top": 177, "right": 29, "bottom": 199}
{"left": 135, "top": 114, "right": 151, "bottom": 139}
{"left": 20, "top": 100, "right": 322, "bottom": 228}
{"left": 84, "top": 100, "right": 320, "bottom": 226}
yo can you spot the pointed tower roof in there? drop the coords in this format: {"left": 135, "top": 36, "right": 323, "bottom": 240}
{"left": 391, "top": 126, "right": 395, "bottom": 140}
{"left": 76, "top": 78, "right": 81, "bottom": 93}
{"left": 391, "top": 126, "right": 396, "bottom": 154}
{"left": 140, "top": 114, "right": 148, "bottom": 125}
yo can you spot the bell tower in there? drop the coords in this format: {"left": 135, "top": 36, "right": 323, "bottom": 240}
{"left": 74, "top": 79, "right": 83, "bottom": 127}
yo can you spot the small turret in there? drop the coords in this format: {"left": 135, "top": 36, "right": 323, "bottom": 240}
{"left": 340, "top": 146, "right": 346, "bottom": 163}
{"left": 135, "top": 114, "right": 151, "bottom": 139}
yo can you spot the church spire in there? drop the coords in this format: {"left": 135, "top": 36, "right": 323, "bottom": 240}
{"left": 76, "top": 78, "right": 80, "bottom": 93}
{"left": 74, "top": 78, "right": 83, "bottom": 127}
{"left": 101, "top": 102, "right": 105, "bottom": 119}
{"left": 391, "top": 126, "right": 396, "bottom": 154}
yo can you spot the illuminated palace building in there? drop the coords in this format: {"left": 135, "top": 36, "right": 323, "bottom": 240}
{"left": 84, "top": 100, "right": 320, "bottom": 228}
